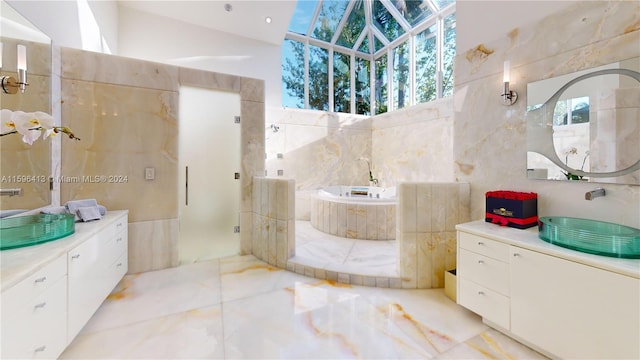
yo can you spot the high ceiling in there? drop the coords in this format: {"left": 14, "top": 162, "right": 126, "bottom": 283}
{"left": 117, "top": 0, "right": 297, "bottom": 45}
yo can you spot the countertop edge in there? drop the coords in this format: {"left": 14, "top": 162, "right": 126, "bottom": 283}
{"left": 1, "top": 210, "right": 129, "bottom": 292}
{"left": 456, "top": 220, "right": 640, "bottom": 279}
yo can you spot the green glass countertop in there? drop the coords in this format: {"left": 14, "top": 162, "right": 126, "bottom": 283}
{"left": 0, "top": 213, "right": 75, "bottom": 250}
{"left": 538, "top": 216, "right": 640, "bottom": 259}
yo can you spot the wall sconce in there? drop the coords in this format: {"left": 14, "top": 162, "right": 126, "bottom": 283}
{"left": 501, "top": 60, "right": 517, "bottom": 105}
{"left": 1, "top": 43, "right": 29, "bottom": 94}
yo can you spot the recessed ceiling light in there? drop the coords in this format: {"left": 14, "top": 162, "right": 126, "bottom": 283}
{"left": 224, "top": 3, "right": 232, "bottom": 12}
{"left": 265, "top": 16, "right": 272, "bottom": 24}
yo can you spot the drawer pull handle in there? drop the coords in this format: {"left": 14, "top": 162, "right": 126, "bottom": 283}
{"left": 478, "top": 291, "right": 485, "bottom": 296}
{"left": 34, "top": 302, "right": 47, "bottom": 309}
{"left": 477, "top": 241, "right": 484, "bottom": 245}
{"left": 116, "top": 237, "right": 123, "bottom": 242}
{"left": 34, "top": 346, "right": 46, "bottom": 353}
{"left": 513, "top": 253, "right": 520, "bottom": 257}
{"left": 117, "top": 222, "right": 123, "bottom": 227}
{"left": 477, "top": 260, "right": 484, "bottom": 264}
{"left": 117, "top": 262, "right": 123, "bottom": 267}
{"left": 34, "top": 276, "right": 47, "bottom": 283}
{"left": 71, "top": 254, "right": 81, "bottom": 259}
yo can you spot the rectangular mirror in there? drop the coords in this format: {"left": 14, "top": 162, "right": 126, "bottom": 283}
{"left": 0, "top": 0, "right": 52, "bottom": 213}
{"left": 526, "top": 57, "right": 640, "bottom": 185}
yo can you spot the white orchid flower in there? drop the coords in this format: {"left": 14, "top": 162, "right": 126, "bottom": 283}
{"left": 1, "top": 109, "right": 14, "bottom": 133}
{"left": 12, "top": 110, "right": 41, "bottom": 145}
{"left": 33, "top": 111, "right": 56, "bottom": 139}
{"left": 1, "top": 109, "right": 77, "bottom": 144}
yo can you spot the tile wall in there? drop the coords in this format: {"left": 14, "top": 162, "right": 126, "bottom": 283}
{"left": 251, "top": 176, "right": 295, "bottom": 269}
{"left": 58, "top": 48, "right": 265, "bottom": 273}
{"left": 397, "top": 182, "right": 470, "bottom": 288}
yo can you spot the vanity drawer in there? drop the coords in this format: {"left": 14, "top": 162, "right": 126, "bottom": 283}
{"left": 458, "top": 249, "right": 509, "bottom": 296}
{"left": 1, "top": 276, "right": 68, "bottom": 359}
{"left": 459, "top": 277, "right": 510, "bottom": 330}
{"left": 1, "top": 255, "right": 66, "bottom": 307}
{"left": 459, "top": 232, "right": 509, "bottom": 262}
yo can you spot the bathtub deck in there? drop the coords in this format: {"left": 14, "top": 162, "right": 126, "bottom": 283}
{"left": 289, "top": 220, "right": 399, "bottom": 283}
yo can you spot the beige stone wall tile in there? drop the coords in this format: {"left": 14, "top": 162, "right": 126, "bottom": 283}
{"left": 179, "top": 67, "right": 240, "bottom": 93}
{"left": 416, "top": 183, "right": 432, "bottom": 233}
{"left": 62, "top": 47, "right": 179, "bottom": 91}
{"left": 240, "top": 77, "right": 265, "bottom": 103}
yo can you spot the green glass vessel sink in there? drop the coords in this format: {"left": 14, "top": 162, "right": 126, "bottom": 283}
{"left": 538, "top": 216, "right": 640, "bottom": 258}
{"left": 0, "top": 213, "right": 75, "bottom": 250}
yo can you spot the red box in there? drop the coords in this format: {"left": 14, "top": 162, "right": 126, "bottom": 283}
{"left": 485, "top": 191, "right": 538, "bottom": 229}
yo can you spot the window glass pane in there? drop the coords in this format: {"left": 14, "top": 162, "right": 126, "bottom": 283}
{"left": 311, "top": 0, "right": 350, "bottom": 42}
{"left": 336, "top": 0, "right": 365, "bottom": 49}
{"left": 375, "top": 54, "right": 388, "bottom": 115}
{"left": 282, "top": 39, "right": 305, "bottom": 108}
{"left": 357, "top": 35, "right": 370, "bottom": 54}
{"left": 432, "top": 0, "right": 455, "bottom": 10}
{"left": 334, "top": 52, "right": 351, "bottom": 113}
{"left": 309, "top": 45, "right": 329, "bottom": 111}
{"left": 372, "top": 0, "right": 405, "bottom": 42}
{"left": 442, "top": 13, "right": 456, "bottom": 97}
{"left": 392, "top": 41, "right": 410, "bottom": 110}
{"left": 288, "top": 0, "right": 320, "bottom": 35}
{"left": 355, "top": 57, "right": 371, "bottom": 115}
{"left": 374, "top": 35, "right": 385, "bottom": 53}
{"left": 398, "top": 0, "right": 433, "bottom": 26}
{"left": 415, "top": 25, "right": 437, "bottom": 103}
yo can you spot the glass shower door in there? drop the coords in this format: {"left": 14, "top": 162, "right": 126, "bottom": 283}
{"left": 178, "top": 86, "right": 241, "bottom": 264}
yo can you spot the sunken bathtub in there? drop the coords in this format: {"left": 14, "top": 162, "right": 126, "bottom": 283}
{"left": 310, "top": 186, "right": 396, "bottom": 240}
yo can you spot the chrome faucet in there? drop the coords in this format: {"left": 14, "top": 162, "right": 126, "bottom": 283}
{"left": 585, "top": 187, "right": 605, "bottom": 200}
{"left": 0, "top": 188, "right": 23, "bottom": 197}
{"left": 357, "top": 157, "right": 378, "bottom": 185}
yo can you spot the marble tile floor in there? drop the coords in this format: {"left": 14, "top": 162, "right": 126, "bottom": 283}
{"left": 290, "top": 221, "right": 398, "bottom": 279}
{"left": 60, "top": 254, "right": 548, "bottom": 359}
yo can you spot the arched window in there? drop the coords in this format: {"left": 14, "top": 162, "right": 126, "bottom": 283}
{"left": 282, "top": 0, "right": 456, "bottom": 115}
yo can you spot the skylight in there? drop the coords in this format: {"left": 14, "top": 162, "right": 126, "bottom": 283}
{"left": 283, "top": 0, "right": 456, "bottom": 115}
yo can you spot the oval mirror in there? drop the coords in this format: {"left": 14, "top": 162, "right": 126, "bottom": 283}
{"left": 526, "top": 58, "right": 640, "bottom": 185}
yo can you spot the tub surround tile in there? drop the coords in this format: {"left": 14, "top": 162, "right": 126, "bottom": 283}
{"left": 252, "top": 177, "right": 296, "bottom": 268}
{"left": 311, "top": 196, "right": 396, "bottom": 240}
{"left": 398, "top": 183, "right": 470, "bottom": 288}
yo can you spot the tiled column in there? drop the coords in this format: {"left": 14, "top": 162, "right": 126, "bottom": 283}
{"left": 252, "top": 177, "right": 295, "bottom": 268}
{"left": 397, "top": 182, "right": 470, "bottom": 289}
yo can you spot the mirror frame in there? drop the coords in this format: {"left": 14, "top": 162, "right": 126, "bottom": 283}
{"left": 527, "top": 68, "right": 640, "bottom": 179}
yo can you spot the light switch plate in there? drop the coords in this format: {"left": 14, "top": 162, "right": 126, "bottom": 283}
{"left": 145, "top": 167, "right": 155, "bottom": 180}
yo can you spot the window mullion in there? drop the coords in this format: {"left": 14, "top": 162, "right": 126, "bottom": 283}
{"left": 436, "top": 14, "right": 444, "bottom": 99}
{"left": 409, "top": 35, "right": 415, "bottom": 107}
{"left": 350, "top": 54, "right": 356, "bottom": 114}
{"left": 331, "top": 0, "right": 357, "bottom": 44}
{"left": 304, "top": 41, "right": 310, "bottom": 109}
{"left": 328, "top": 48, "right": 334, "bottom": 112}
{"left": 370, "top": 56, "right": 376, "bottom": 115}
{"left": 387, "top": 47, "right": 393, "bottom": 111}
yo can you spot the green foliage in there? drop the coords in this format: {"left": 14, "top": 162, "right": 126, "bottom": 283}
{"left": 282, "top": 2, "right": 456, "bottom": 115}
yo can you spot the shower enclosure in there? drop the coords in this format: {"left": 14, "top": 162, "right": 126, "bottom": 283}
{"left": 178, "top": 86, "right": 241, "bottom": 263}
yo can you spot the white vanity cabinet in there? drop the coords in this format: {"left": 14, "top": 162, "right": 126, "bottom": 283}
{"left": 68, "top": 214, "right": 128, "bottom": 340}
{"left": 510, "top": 246, "right": 639, "bottom": 359}
{"left": 1, "top": 256, "right": 68, "bottom": 359}
{"left": 457, "top": 232, "right": 510, "bottom": 329}
{"left": 456, "top": 221, "right": 640, "bottom": 359}
{"left": 1, "top": 211, "right": 128, "bottom": 359}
